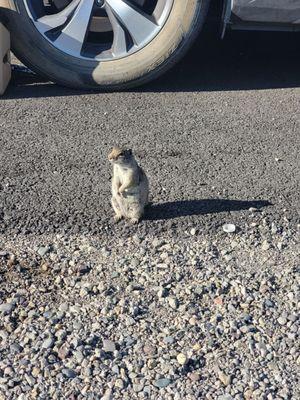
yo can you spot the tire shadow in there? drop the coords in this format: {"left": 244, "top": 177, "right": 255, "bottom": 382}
{"left": 142, "top": 30, "right": 300, "bottom": 93}
{"left": 2, "top": 30, "right": 300, "bottom": 99}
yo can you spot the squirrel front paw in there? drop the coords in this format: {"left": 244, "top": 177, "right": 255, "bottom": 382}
{"left": 114, "top": 214, "right": 123, "bottom": 223}
{"left": 118, "top": 190, "right": 127, "bottom": 198}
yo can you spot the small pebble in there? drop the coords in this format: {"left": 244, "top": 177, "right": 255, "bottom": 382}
{"left": 190, "top": 228, "right": 197, "bottom": 236}
{"left": 42, "top": 337, "right": 54, "bottom": 349}
{"left": 153, "top": 378, "right": 171, "bottom": 388}
{"left": 168, "top": 297, "right": 179, "bottom": 309}
{"left": 189, "top": 372, "right": 200, "bottom": 382}
{"left": 177, "top": 353, "right": 188, "bottom": 365}
{"left": 278, "top": 316, "right": 287, "bottom": 326}
{"left": 37, "top": 246, "right": 50, "bottom": 257}
{"left": 0, "top": 303, "right": 14, "bottom": 313}
{"left": 62, "top": 369, "right": 77, "bottom": 379}
{"left": 222, "top": 224, "right": 236, "bottom": 233}
{"left": 218, "top": 371, "right": 231, "bottom": 386}
{"left": 102, "top": 339, "right": 116, "bottom": 352}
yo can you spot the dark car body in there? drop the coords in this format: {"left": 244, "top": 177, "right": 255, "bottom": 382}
{"left": 229, "top": 0, "right": 300, "bottom": 29}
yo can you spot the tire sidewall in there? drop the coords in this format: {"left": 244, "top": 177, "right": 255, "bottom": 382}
{"left": 8, "top": 0, "right": 209, "bottom": 89}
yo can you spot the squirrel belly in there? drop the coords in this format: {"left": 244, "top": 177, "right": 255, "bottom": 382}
{"left": 123, "top": 186, "right": 140, "bottom": 201}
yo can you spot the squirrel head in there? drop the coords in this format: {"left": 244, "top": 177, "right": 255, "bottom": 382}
{"left": 108, "top": 147, "right": 133, "bottom": 166}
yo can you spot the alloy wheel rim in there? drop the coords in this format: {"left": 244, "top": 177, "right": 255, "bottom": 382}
{"left": 24, "top": 0, "right": 174, "bottom": 61}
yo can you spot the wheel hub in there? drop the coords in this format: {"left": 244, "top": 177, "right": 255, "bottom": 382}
{"left": 94, "top": 0, "right": 104, "bottom": 7}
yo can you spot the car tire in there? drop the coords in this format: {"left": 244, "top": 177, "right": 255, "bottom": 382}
{"left": 6, "top": 0, "right": 210, "bottom": 90}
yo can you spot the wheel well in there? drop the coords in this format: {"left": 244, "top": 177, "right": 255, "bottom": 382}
{"left": 205, "top": 0, "right": 227, "bottom": 33}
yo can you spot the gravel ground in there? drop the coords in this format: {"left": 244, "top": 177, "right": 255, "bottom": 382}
{"left": 0, "top": 30, "right": 300, "bottom": 399}
{"left": 0, "top": 215, "right": 299, "bottom": 399}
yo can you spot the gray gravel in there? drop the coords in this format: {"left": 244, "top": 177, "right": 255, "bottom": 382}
{"left": 0, "top": 220, "right": 299, "bottom": 399}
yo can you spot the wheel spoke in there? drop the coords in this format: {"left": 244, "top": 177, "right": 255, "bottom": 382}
{"left": 105, "top": 0, "right": 158, "bottom": 48}
{"left": 105, "top": 6, "right": 127, "bottom": 57}
{"left": 37, "top": 0, "right": 94, "bottom": 56}
{"left": 54, "top": 0, "right": 94, "bottom": 56}
{"left": 36, "top": 0, "right": 81, "bottom": 34}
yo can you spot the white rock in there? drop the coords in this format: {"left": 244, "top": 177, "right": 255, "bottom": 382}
{"left": 218, "top": 370, "right": 231, "bottom": 386}
{"left": 249, "top": 207, "right": 258, "bottom": 213}
{"left": 262, "top": 240, "right": 270, "bottom": 251}
{"left": 0, "top": 303, "right": 14, "bottom": 313}
{"left": 168, "top": 297, "right": 179, "bottom": 309}
{"left": 177, "top": 353, "right": 188, "bottom": 365}
{"left": 222, "top": 224, "right": 236, "bottom": 233}
{"left": 42, "top": 337, "right": 54, "bottom": 349}
{"left": 102, "top": 339, "right": 116, "bottom": 352}
{"left": 278, "top": 316, "right": 287, "bottom": 326}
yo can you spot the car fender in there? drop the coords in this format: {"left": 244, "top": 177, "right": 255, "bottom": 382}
{"left": 221, "top": 0, "right": 232, "bottom": 37}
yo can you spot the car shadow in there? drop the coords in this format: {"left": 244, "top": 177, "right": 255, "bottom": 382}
{"left": 145, "top": 199, "right": 271, "bottom": 221}
{"left": 2, "top": 30, "right": 300, "bottom": 100}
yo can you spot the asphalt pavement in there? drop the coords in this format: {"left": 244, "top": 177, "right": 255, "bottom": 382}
{"left": 0, "top": 30, "right": 299, "bottom": 238}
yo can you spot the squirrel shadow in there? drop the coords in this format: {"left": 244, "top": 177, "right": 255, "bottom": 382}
{"left": 145, "top": 199, "right": 271, "bottom": 221}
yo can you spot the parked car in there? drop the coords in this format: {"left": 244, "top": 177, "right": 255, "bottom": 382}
{"left": 0, "top": 0, "right": 299, "bottom": 90}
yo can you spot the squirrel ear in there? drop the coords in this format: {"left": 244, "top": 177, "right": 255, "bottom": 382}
{"left": 127, "top": 149, "right": 132, "bottom": 155}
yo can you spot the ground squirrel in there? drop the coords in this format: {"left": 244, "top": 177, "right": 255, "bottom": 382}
{"left": 108, "top": 147, "right": 149, "bottom": 224}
